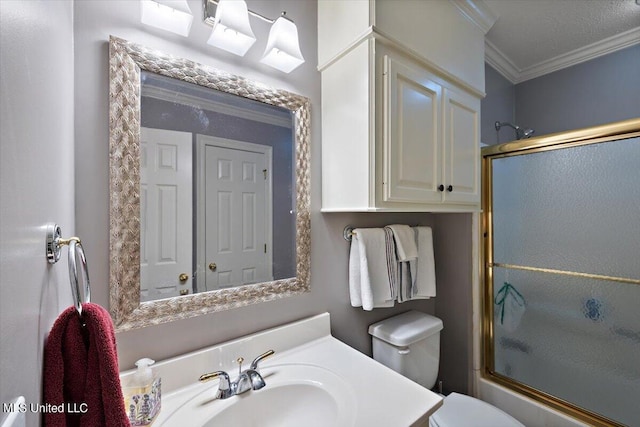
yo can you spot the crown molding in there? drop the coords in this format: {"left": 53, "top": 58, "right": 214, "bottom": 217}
{"left": 517, "top": 27, "right": 640, "bottom": 83}
{"left": 486, "top": 26, "right": 640, "bottom": 84}
{"left": 484, "top": 39, "right": 519, "bottom": 84}
{"left": 451, "top": 0, "right": 498, "bottom": 34}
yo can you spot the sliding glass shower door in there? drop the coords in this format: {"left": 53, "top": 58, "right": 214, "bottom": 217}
{"left": 482, "top": 120, "right": 640, "bottom": 427}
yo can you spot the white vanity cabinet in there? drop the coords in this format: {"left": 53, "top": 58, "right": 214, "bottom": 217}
{"left": 319, "top": 0, "right": 493, "bottom": 212}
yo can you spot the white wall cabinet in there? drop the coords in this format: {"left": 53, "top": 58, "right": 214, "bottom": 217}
{"left": 442, "top": 87, "right": 481, "bottom": 205}
{"left": 321, "top": 40, "right": 481, "bottom": 212}
{"left": 382, "top": 52, "right": 480, "bottom": 208}
{"left": 319, "top": 1, "right": 491, "bottom": 212}
{"left": 382, "top": 53, "right": 442, "bottom": 205}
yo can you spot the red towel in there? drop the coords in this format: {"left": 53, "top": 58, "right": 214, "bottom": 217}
{"left": 44, "top": 303, "right": 130, "bottom": 427}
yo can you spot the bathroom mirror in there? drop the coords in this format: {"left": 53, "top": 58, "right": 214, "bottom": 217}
{"left": 109, "top": 36, "right": 310, "bottom": 331}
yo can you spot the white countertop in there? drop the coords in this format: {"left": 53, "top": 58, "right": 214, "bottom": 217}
{"left": 122, "top": 313, "right": 442, "bottom": 427}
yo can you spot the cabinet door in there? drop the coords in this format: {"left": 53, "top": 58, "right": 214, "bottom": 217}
{"left": 383, "top": 54, "right": 442, "bottom": 203}
{"left": 442, "top": 87, "right": 480, "bottom": 205}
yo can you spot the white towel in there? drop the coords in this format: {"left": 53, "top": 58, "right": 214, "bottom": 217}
{"left": 398, "top": 262, "right": 413, "bottom": 303}
{"left": 413, "top": 226, "right": 436, "bottom": 299}
{"left": 348, "top": 228, "right": 395, "bottom": 310}
{"left": 348, "top": 236, "right": 363, "bottom": 308}
{"left": 387, "top": 225, "right": 418, "bottom": 302}
{"left": 383, "top": 227, "right": 399, "bottom": 301}
{"left": 386, "top": 225, "right": 418, "bottom": 261}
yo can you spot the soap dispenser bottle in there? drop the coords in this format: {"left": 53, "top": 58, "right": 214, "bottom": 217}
{"left": 122, "top": 358, "right": 161, "bottom": 426}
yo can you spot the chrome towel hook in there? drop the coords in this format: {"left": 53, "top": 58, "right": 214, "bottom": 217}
{"left": 46, "top": 223, "right": 91, "bottom": 316}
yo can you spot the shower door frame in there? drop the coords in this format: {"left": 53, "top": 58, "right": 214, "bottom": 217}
{"left": 481, "top": 118, "right": 640, "bottom": 427}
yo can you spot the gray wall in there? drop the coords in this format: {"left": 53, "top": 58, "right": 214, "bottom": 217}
{"left": 481, "top": 63, "right": 515, "bottom": 145}
{"left": 73, "top": 0, "right": 473, "bottom": 398}
{"left": 433, "top": 214, "right": 473, "bottom": 395}
{"left": 0, "top": 2, "right": 75, "bottom": 426}
{"left": 482, "top": 44, "right": 640, "bottom": 144}
{"left": 516, "top": 44, "right": 640, "bottom": 136}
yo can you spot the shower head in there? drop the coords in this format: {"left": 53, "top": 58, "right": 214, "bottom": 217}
{"left": 495, "top": 121, "right": 535, "bottom": 140}
{"left": 520, "top": 128, "right": 535, "bottom": 139}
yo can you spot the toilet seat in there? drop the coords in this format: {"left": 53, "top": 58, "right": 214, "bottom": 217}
{"left": 429, "top": 393, "right": 525, "bottom": 427}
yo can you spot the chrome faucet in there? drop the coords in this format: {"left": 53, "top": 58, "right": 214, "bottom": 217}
{"left": 199, "top": 350, "right": 274, "bottom": 399}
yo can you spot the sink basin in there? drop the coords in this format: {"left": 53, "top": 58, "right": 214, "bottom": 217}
{"left": 160, "top": 364, "right": 357, "bottom": 427}
{"left": 128, "top": 313, "right": 442, "bottom": 427}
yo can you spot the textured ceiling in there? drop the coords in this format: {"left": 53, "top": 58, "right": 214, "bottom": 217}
{"left": 484, "top": 0, "right": 640, "bottom": 71}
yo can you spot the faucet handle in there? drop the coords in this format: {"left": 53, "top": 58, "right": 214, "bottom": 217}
{"left": 250, "top": 349, "right": 275, "bottom": 370}
{"left": 199, "top": 371, "right": 219, "bottom": 382}
{"left": 199, "top": 370, "right": 229, "bottom": 386}
{"left": 199, "top": 371, "right": 234, "bottom": 399}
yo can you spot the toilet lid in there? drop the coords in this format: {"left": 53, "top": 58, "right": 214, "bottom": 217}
{"left": 429, "top": 393, "right": 525, "bottom": 427}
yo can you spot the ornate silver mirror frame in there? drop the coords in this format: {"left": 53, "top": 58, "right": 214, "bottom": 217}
{"left": 108, "top": 36, "right": 310, "bottom": 332}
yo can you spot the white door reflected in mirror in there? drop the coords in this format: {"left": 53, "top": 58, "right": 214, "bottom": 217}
{"left": 140, "top": 127, "right": 193, "bottom": 301}
{"left": 197, "top": 135, "right": 273, "bottom": 291}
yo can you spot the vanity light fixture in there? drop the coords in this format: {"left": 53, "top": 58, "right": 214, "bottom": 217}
{"left": 203, "top": 0, "right": 305, "bottom": 73}
{"left": 206, "top": 0, "right": 256, "bottom": 56}
{"left": 260, "top": 13, "right": 305, "bottom": 73}
{"left": 140, "top": 0, "right": 194, "bottom": 37}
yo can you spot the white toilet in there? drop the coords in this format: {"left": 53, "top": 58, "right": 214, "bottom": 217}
{"left": 369, "top": 311, "right": 525, "bottom": 427}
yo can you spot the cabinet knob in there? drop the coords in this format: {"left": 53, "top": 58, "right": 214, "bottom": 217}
{"left": 179, "top": 273, "right": 189, "bottom": 282}
{"left": 209, "top": 262, "right": 217, "bottom": 272}
{"left": 447, "top": 185, "right": 453, "bottom": 192}
{"left": 438, "top": 184, "right": 445, "bottom": 192}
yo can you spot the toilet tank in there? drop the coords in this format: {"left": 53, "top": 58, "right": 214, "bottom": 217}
{"left": 368, "top": 311, "right": 443, "bottom": 389}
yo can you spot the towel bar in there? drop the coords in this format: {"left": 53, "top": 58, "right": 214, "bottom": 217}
{"left": 344, "top": 224, "right": 421, "bottom": 242}
{"left": 343, "top": 225, "right": 357, "bottom": 241}
{"left": 46, "top": 223, "right": 91, "bottom": 316}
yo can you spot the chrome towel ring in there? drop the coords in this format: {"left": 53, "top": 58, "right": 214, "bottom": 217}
{"left": 46, "top": 223, "right": 91, "bottom": 316}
